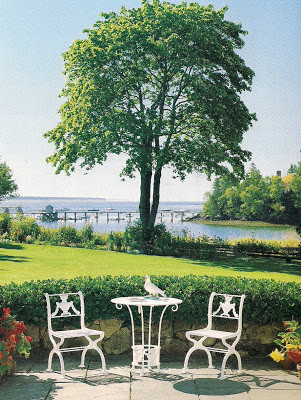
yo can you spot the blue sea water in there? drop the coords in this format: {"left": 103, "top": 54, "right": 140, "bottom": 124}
{"left": 0, "top": 197, "right": 299, "bottom": 241}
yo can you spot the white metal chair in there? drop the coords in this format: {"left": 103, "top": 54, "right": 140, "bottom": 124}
{"left": 183, "top": 292, "right": 246, "bottom": 379}
{"left": 45, "top": 291, "right": 107, "bottom": 377}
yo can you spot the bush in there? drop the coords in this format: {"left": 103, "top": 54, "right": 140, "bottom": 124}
{"left": 10, "top": 215, "right": 40, "bottom": 243}
{"left": 108, "top": 231, "right": 125, "bottom": 252}
{"left": 124, "top": 221, "right": 172, "bottom": 254}
{"left": 0, "top": 275, "right": 299, "bottom": 327}
{"left": 93, "top": 232, "right": 109, "bottom": 246}
{"left": 80, "top": 224, "right": 94, "bottom": 242}
{"left": 0, "top": 213, "right": 11, "bottom": 235}
{"left": 57, "top": 225, "right": 79, "bottom": 245}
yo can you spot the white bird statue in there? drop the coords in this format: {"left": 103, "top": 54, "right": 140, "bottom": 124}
{"left": 144, "top": 275, "right": 166, "bottom": 297}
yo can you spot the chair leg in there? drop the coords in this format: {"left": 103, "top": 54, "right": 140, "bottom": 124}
{"left": 220, "top": 339, "right": 242, "bottom": 380}
{"left": 233, "top": 350, "right": 243, "bottom": 374}
{"left": 183, "top": 335, "right": 214, "bottom": 373}
{"left": 79, "top": 335, "right": 107, "bottom": 374}
{"left": 57, "top": 350, "right": 66, "bottom": 377}
{"left": 47, "top": 348, "right": 55, "bottom": 372}
{"left": 47, "top": 337, "right": 66, "bottom": 376}
{"left": 220, "top": 351, "right": 231, "bottom": 380}
{"left": 182, "top": 346, "right": 196, "bottom": 373}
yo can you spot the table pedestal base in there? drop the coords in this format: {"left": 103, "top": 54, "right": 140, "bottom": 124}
{"left": 132, "top": 345, "right": 160, "bottom": 375}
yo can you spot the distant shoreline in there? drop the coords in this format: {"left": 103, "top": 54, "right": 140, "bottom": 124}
{"left": 189, "top": 217, "right": 296, "bottom": 228}
{"left": 3, "top": 196, "right": 204, "bottom": 204}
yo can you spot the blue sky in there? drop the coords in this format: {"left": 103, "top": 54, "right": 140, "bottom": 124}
{"left": 1, "top": 0, "right": 300, "bottom": 201}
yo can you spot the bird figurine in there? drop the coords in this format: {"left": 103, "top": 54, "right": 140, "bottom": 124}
{"left": 144, "top": 275, "right": 166, "bottom": 297}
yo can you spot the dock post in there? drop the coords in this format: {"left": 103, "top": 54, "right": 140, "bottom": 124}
{"left": 64, "top": 213, "right": 67, "bottom": 221}
{"left": 171, "top": 212, "right": 173, "bottom": 222}
{"left": 74, "top": 212, "right": 77, "bottom": 222}
{"left": 107, "top": 213, "right": 109, "bottom": 223}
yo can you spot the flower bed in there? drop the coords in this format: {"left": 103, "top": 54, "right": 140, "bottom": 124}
{"left": 0, "top": 308, "right": 32, "bottom": 378}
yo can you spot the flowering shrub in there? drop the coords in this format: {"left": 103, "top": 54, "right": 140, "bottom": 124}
{"left": 270, "top": 320, "right": 301, "bottom": 364}
{"left": 0, "top": 308, "right": 32, "bottom": 377}
{"left": 10, "top": 215, "right": 40, "bottom": 243}
{"left": 0, "top": 213, "right": 11, "bottom": 235}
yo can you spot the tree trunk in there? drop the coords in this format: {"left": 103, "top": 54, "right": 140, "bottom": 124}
{"left": 139, "top": 167, "right": 162, "bottom": 241}
{"left": 149, "top": 167, "right": 162, "bottom": 228}
{"left": 139, "top": 169, "right": 152, "bottom": 239}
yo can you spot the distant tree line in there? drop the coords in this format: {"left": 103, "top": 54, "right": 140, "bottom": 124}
{"left": 202, "top": 163, "right": 301, "bottom": 225}
{"left": 0, "top": 159, "right": 17, "bottom": 200}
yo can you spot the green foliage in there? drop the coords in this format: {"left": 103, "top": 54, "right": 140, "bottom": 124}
{"left": 203, "top": 164, "right": 301, "bottom": 224}
{"left": 108, "top": 231, "right": 125, "bottom": 252}
{"left": 44, "top": 1, "right": 255, "bottom": 232}
{"left": 4, "top": 214, "right": 300, "bottom": 261}
{"left": 0, "top": 160, "right": 18, "bottom": 199}
{"left": 57, "top": 225, "right": 79, "bottom": 245}
{"left": 92, "top": 232, "right": 109, "bottom": 246}
{"left": 10, "top": 215, "right": 40, "bottom": 243}
{"left": 0, "top": 213, "right": 12, "bottom": 235}
{"left": 123, "top": 221, "right": 172, "bottom": 254}
{"left": 0, "top": 276, "right": 299, "bottom": 327}
{"left": 80, "top": 224, "right": 94, "bottom": 242}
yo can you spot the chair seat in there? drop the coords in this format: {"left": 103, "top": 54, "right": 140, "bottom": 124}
{"left": 52, "top": 328, "right": 104, "bottom": 339}
{"left": 187, "top": 328, "right": 237, "bottom": 340}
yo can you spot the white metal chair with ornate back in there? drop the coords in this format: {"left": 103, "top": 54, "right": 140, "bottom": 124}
{"left": 183, "top": 292, "right": 246, "bottom": 379}
{"left": 45, "top": 291, "right": 106, "bottom": 377}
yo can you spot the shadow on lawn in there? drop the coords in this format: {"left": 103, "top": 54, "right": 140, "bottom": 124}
{"left": 196, "top": 257, "right": 301, "bottom": 277}
{"left": 0, "top": 243, "right": 28, "bottom": 263}
{"left": 0, "top": 242, "right": 23, "bottom": 250}
{"left": 0, "top": 254, "right": 28, "bottom": 263}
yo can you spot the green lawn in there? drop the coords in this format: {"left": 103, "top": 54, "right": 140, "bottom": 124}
{"left": 0, "top": 243, "right": 300, "bottom": 285}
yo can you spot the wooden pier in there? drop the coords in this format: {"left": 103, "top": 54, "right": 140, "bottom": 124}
{"left": 1, "top": 206, "right": 198, "bottom": 223}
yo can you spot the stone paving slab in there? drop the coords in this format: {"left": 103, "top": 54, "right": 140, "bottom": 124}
{"left": 131, "top": 370, "right": 198, "bottom": 400}
{"left": 0, "top": 351, "right": 300, "bottom": 399}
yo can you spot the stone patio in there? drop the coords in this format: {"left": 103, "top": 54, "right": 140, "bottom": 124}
{"left": 0, "top": 349, "right": 300, "bottom": 399}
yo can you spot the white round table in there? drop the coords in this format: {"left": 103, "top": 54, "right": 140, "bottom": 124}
{"left": 111, "top": 296, "right": 182, "bottom": 375}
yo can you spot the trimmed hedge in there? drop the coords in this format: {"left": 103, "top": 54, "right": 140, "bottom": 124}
{"left": 0, "top": 275, "right": 300, "bottom": 327}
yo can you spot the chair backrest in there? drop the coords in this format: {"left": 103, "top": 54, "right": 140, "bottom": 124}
{"left": 207, "top": 292, "right": 246, "bottom": 334}
{"left": 45, "top": 291, "right": 85, "bottom": 332}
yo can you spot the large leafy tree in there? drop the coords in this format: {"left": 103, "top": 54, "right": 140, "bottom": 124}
{"left": 0, "top": 160, "right": 18, "bottom": 200}
{"left": 44, "top": 0, "right": 256, "bottom": 236}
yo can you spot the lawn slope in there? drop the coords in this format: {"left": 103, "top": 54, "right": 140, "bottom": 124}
{"left": 0, "top": 243, "right": 300, "bottom": 285}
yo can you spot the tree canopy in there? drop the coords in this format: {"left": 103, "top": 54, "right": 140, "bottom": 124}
{"left": 0, "top": 160, "right": 18, "bottom": 200}
{"left": 44, "top": 0, "right": 256, "bottom": 233}
{"left": 203, "top": 163, "right": 301, "bottom": 224}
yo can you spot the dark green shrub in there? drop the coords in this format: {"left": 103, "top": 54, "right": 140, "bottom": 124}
{"left": 0, "top": 213, "right": 11, "bottom": 235}
{"left": 124, "top": 221, "right": 172, "bottom": 254}
{"left": 57, "top": 225, "right": 79, "bottom": 245}
{"left": 108, "top": 231, "right": 125, "bottom": 252}
{"left": 0, "top": 275, "right": 299, "bottom": 327}
{"left": 93, "top": 232, "right": 109, "bottom": 246}
{"left": 80, "top": 224, "right": 94, "bottom": 242}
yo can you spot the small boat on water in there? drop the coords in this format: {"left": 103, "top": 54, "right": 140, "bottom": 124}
{"left": 107, "top": 208, "right": 115, "bottom": 211}
{"left": 88, "top": 209, "right": 99, "bottom": 211}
